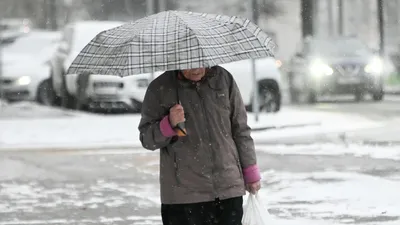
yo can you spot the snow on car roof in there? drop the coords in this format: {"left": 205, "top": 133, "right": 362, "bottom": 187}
{"left": 3, "top": 30, "right": 61, "bottom": 54}
{"left": 68, "top": 20, "right": 125, "bottom": 52}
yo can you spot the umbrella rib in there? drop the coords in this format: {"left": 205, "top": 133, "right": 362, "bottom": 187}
{"left": 169, "top": 11, "right": 208, "bottom": 68}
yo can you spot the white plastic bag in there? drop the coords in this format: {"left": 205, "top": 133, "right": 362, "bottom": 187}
{"left": 242, "top": 193, "right": 273, "bottom": 225}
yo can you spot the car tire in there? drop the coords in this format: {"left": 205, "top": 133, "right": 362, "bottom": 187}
{"left": 248, "top": 81, "right": 281, "bottom": 113}
{"left": 60, "top": 76, "right": 77, "bottom": 109}
{"left": 75, "top": 73, "right": 91, "bottom": 111}
{"left": 36, "top": 79, "right": 56, "bottom": 106}
{"left": 49, "top": 69, "right": 62, "bottom": 106}
{"left": 372, "top": 90, "right": 384, "bottom": 101}
{"left": 260, "top": 87, "right": 280, "bottom": 113}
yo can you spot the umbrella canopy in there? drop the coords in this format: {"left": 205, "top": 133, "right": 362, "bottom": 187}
{"left": 67, "top": 11, "right": 275, "bottom": 77}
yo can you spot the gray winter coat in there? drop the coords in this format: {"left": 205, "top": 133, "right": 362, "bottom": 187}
{"left": 138, "top": 66, "right": 257, "bottom": 204}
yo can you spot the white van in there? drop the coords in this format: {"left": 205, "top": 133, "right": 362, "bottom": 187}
{"left": 126, "top": 57, "right": 283, "bottom": 113}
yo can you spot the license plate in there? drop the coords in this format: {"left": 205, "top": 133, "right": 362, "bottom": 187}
{"left": 338, "top": 76, "right": 361, "bottom": 84}
{"left": 94, "top": 87, "right": 118, "bottom": 95}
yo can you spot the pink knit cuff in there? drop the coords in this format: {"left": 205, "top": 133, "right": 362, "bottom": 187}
{"left": 243, "top": 165, "right": 261, "bottom": 184}
{"left": 160, "top": 115, "right": 177, "bottom": 137}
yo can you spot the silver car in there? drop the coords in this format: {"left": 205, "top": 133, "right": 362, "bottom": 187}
{"left": 0, "top": 31, "right": 60, "bottom": 104}
{"left": 288, "top": 37, "right": 385, "bottom": 103}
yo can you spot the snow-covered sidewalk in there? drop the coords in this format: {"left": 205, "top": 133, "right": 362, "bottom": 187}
{"left": 0, "top": 102, "right": 381, "bottom": 151}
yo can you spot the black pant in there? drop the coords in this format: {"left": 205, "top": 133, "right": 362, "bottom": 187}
{"left": 161, "top": 197, "right": 243, "bottom": 225}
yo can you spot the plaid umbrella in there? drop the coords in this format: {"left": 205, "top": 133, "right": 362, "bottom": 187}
{"left": 67, "top": 11, "right": 275, "bottom": 76}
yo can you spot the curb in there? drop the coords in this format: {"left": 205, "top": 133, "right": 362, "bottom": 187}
{"left": 251, "top": 122, "right": 321, "bottom": 131}
{"left": 0, "top": 145, "right": 145, "bottom": 153}
{"left": 386, "top": 91, "right": 400, "bottom": 95}
{"left": 0, "top": 123, "right": 321, "bottom": 153}
{"left": 359, "top": 140, "right": 400, "bottom": 146}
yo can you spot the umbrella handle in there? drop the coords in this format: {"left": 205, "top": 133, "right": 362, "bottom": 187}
{"left": 173, "top": 100, "right": 187, "bottom": 136}
{"left": 175, "top": 122, "right": 187, "bottom": 136}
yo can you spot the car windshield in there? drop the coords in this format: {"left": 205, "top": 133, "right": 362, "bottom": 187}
{"left": 4, "top": 35, "right": 56, "bottom": 54}
{"left": 310, "top": 39, "right": 370, "bottom": 57}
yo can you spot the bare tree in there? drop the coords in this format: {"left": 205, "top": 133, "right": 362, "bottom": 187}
{"left": 179, "top": 0, "right": 281, "bottom": 19}
{"left": 80, "top": 0, "right": 147, "bottom": 21}
{"left": 301, "top": 0, "right": 314, "bottom": 38}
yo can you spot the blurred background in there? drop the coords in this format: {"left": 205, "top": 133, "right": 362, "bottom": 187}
{"left": 1, "top": 0, "right": 400, "bottom": 60}
{"left": 1, "top": 1, "right": 400, "bottom": 225}
{"left": 1, "top": 0, "right": 400, "bottom": 113}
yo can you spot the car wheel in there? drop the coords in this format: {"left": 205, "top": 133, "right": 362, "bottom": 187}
{"left": 60, "top": 77, "right": 77, "bottom": 109}
{"left": 258, "top": 87, "right": 280, "bottom": 112}
{"left": 49, "top": 69, "right": 62, "bottom": 106}
{"left": 36, "top": 79, "right": 55, "bottom": 106}
{"left": 248, "top": 82, "right": 281, "bottom": 113}
{"left": 372, "top": 90, "right": 384, "bottom": 101}
{"left": 75, "top": 73, "right": 92, "bottom": 111}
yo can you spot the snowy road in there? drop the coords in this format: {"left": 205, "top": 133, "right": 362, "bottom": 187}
{"left": 1, "top": 98, "right": 400, "bottom": 224}
{"left": 0, "top": 146, "right": 399, "bottom": 225}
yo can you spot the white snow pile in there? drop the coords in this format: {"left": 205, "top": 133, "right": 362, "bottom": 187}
{"left": 259, "top": 170, "right": 400, "bottom": 224}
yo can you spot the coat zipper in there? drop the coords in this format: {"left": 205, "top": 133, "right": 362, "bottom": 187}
{"left": 196, "top": 82, "right": 217, "bottom": 198}
{"left": 173, "top": 151, "right": 181, "bottom": 186}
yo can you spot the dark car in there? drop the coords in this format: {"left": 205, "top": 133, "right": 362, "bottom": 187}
{"left": 288, "top": 37, "right": 385, "bottom": 103}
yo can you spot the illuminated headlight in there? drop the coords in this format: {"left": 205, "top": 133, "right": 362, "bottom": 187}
{"left": 136, "top": 78, "right": 149, "bottom": 88}
{"left": 16, "top": 76, "right": 31, "bottom": 85}
{"left": 309, "top": 59, "right": 333, "bottom": 76}
{"left": 364, "top": 57, "right": 383, "bottom": 74}
{"left": 275, "top": 59, "right": 282, "bottom": 68}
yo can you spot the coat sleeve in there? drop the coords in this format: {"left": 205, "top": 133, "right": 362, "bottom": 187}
{"left": 224, "top": 69, "right": 257, "bottom": 168}
{"left": 138, "top": 82, "right": 175, "bottom": 151}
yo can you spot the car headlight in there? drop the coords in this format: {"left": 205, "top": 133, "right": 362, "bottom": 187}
{"left": 364, "top": 56, "right": 383, "bottom": 74}
{"left": 16, "top": 76, "right": 31, "bottom": 85}
{"left": 275, "top": 59, "right": 282, "bottom": 68}
{"left": 136, "top": 78, "right": 149, "bottom": 88}
{"left": 309, "top": 59, "right": 333, "bottom": 76}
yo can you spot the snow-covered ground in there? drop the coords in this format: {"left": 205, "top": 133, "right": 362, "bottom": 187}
{"left": 259, "top": 170, "right": 400, "bottom": 225}
{"left": 0, "top": 102, "right": 382, "bottom": 151}
{"left": 256, "top": 143, "right": 400, "bottom": 161}
{"left": 1, "top": 148, "right": 399, "bottom": 225}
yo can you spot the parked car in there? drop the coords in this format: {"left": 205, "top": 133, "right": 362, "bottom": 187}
{"left": 48, "top": 20, "right": 142, "bottom": 111}
{"left": 124, "top": 57, "right": 282, "bottom": 113}
{"left": 122, "top": 72, "right": 163, "bottom": 112}
{"left": 0, "top": 18, "right": 33, "bottom": 34}
{"left": 287, "top": 36, "right": 385, "bottom": 103}
{"left": 221, "top": 57, "right": 282, "bottom": 112}
{"left": 0, "top": 31, "right": 61, "bottom": 104}
{"left": 0, "top": 31, "right": 23, "bottom": 46}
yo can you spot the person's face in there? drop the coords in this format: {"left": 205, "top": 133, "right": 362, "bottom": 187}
{"left": 182, "top": 68, "right": 206, "bottom": 82}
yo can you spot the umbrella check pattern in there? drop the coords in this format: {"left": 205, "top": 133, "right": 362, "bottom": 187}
{"left": 67, "top": 11, "right": 276, "bottom": 77}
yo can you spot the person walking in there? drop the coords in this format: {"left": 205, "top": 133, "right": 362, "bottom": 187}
{"left": 138, "top": 65, "right": 261, "bottom": 225}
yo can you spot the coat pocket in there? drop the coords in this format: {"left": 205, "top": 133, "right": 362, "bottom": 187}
{"left": 215, "top": 91, "right": 230, "bottom": 111}
{"left": 207, "top": 82, "right": 230, "bottom": 111}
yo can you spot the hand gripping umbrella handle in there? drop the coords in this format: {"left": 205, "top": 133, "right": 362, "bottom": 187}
{"left": 175, "top": 122, "right": 187, "bottom": 136}
{"left": 175, "top": 100, "right": 187, "bottom": 136}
